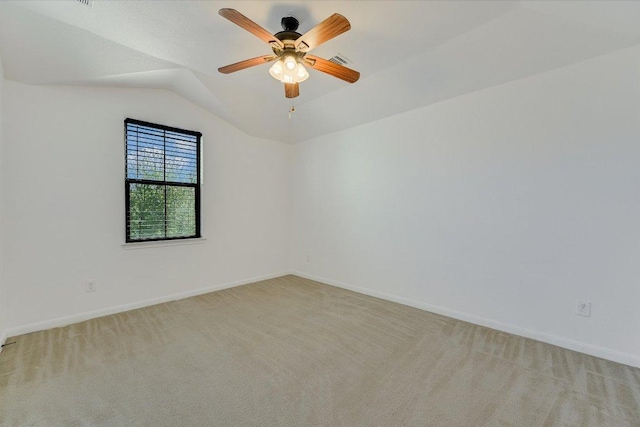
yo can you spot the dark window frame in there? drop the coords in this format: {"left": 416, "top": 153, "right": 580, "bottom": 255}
{"left": 125, "top": 118, "right": 202, "bottom": 243}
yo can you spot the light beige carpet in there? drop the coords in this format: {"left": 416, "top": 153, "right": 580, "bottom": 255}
{"left": 0, "top": 275, "right": 639, "bottom": 426}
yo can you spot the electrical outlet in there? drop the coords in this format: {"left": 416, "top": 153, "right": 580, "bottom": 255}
{"left": 576, "top": 301, "right": 591, "bottom": 317}
{"left": 306, "top": 255, "right": 311, "bottom": 263}
{"left": 86, "top": 280, "right": 97, "bottom": 293}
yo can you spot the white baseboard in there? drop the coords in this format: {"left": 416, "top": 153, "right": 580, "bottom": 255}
{"left": 291, "top": 271, "right": 640, "bottom": 369}
{"left": 5, "top": 270, "right": 639, "bottom": 369}
{"left": 3, "top": 272, "right": 290, "bottom": 339}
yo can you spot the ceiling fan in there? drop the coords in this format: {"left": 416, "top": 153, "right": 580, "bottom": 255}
{"left": 217, "top": 8, "right": 360, "bottom": 99}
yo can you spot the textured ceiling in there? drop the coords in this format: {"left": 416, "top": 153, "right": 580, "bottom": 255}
{"left": 0, "top": 1, "right": 639, "bottom": 143}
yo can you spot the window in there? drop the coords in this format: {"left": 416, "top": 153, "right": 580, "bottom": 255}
{"left": 125, "top": 119, "right": 201, "bottom": 242}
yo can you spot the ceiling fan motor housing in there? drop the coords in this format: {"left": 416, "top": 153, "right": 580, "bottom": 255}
{"left": 275, "top": 31, "right": 301, "bottom": 42}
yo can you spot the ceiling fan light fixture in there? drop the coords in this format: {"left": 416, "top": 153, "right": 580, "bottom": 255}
{"left": 269, "top": 58, "right": 309, "bottom": 84}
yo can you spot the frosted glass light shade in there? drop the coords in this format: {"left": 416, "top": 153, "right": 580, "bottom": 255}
{"left": 269, "top": 60, "right": 284, "bottom": 80}
{"left": 284, "top": 54, "right": 297, "bottom": 70}
{"left": 295, "top": 64, "right": 309, "bottom": 82}
{"left": 269, "top": 57, "right": 309, "bottom": 84}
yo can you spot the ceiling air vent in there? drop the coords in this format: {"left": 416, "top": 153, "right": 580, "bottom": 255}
{"left": 328, "top": 53, "right": 352, "bottom": 66}
{"left": 76, "top": 0, "right": 93, "bottom": 6}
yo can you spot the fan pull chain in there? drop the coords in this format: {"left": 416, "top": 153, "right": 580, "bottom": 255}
{"left": 288, "top": 99, "right": 295, "bottom": 119}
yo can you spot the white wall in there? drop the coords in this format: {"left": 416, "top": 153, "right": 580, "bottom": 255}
{"left": 2, "top": 83, "right": 290, "bottom": 331}
{"left": 291, "top": 45, "right": 640, "bottom": 366}
{"left": 0, "top": 52, "right": 6, "bottom": 345}
{"left": 1, "top": 38, "right": 638, "bottom": 369}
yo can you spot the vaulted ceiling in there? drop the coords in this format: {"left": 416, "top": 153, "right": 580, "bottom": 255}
{"left": 1, "top": 1, "right": 639, "bottom": 143}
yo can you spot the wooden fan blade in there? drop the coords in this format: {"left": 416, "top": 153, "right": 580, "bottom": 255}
{"left": 295, "top": 13, "right": 350, "bottom": 52}
{"left": 305, "top": 55, "right": 360, "bottom": 83}
{"left": 218, "top": 55, "right": 277, "bottom": 74}
{"left": 219, "top": 9, "right": 284, "bottom": 48}
{"left": 285, "top": 83, "right": 300, "bottom": 98}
